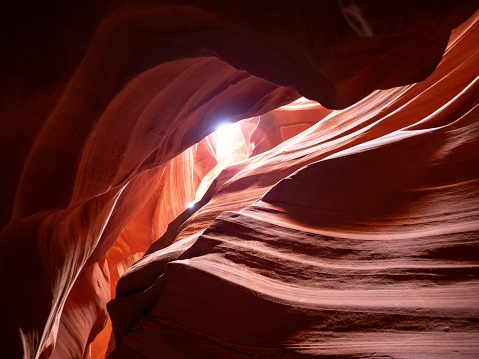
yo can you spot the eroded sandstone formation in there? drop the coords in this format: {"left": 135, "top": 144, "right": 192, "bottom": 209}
{"left": 1, "top": 1, "right": 478, "bottom": 358}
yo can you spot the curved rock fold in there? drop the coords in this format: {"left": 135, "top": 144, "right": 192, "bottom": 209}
{"left": 0, "top": 1, "right": 478, "bottom": 358}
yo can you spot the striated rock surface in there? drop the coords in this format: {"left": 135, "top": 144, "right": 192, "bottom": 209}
{"left": 109, "top": 10, "right": 479, "bottom": 359}
{"left": 0, "top": 1, "right": 478, "bottom": 358}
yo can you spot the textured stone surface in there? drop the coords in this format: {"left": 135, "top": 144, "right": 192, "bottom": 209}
{"left": 109, "top": 11, "right": 479, "bottom": 358}
{"left": 0, "top": 1, "right": 478, "bottom": 358}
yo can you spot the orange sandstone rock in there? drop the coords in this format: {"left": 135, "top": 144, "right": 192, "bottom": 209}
{"left": 0, "top": 1, "right": 477, "bottom": 358}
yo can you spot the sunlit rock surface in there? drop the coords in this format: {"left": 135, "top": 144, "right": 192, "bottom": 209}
{"left": 0, "top": 1, "right": 478, "bottom": 358}
{"left": 109, "top": 10, "right": 479, "bottom": 359}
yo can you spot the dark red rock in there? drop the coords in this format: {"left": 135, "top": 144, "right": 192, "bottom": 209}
{"left": 0, "top": 1, "right": 478, "bottom": 358}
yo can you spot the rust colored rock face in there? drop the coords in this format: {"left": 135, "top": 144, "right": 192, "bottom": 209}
{"left": 109, "top": 12, "right": 479, "bottom": 358}
{"left": 0, "top": 1, "right": 478, "bottom": 359}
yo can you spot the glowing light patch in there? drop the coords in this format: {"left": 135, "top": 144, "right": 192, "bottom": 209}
{"left": 216, "top": 122, "right": 235, "bottom": 137}
{"left": 194, "top": 118, "right": 248, "bottom": 203}
{"left": 215, "top": 122, "right": 238, "bottom": 158}
{"left": 188, "top": 202, "right": 195, "bottom": 209}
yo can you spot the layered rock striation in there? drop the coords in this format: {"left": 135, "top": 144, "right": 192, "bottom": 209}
{"left": 0, "top": 1, "right": 478, "bottom": 358}
{"left": 110, "top": 9, "right": 479, "bottom": 358}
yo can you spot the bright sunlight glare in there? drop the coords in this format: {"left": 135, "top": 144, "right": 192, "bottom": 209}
{"left": 216, "top": 122, "right": 235, "bottom": 138}
{"left": 216, "top": 122, "right": 238, "bottom": 158}
{"left": 193, "top": 119, "right": 248, "bottom": 205}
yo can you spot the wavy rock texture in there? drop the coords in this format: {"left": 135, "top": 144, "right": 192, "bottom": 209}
{"left": 109, "top": 10, "right": 479, "bottom": 359}
{"left": 0, "top": 1, "right": 478, "bottom": 359}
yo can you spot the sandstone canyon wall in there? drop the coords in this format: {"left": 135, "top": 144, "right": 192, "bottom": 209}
{"left": 0, "top": 1, "right": 478, "bottom": 358}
